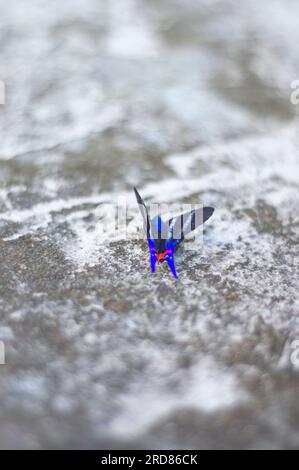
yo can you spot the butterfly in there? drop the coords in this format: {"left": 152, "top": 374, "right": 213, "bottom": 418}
{"left": 134, "top": 187, "right": 214, "bottom": 279}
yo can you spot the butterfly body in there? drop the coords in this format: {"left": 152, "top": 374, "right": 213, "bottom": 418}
{"left": 134, "top": 187, "right": 214, "bottom": 279}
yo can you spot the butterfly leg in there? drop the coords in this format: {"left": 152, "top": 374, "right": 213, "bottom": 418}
{"left": 167, "top": 254, "right": 178, "bottom": 279}
{"left": 148, "top": 239, "right": 157, "bottom": 273}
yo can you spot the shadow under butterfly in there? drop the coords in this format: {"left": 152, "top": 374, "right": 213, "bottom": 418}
{"left": 134, "top": 187, "right": 215, "bottom": 279}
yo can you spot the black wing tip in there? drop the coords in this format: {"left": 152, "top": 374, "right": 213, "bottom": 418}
{"left": 203, "top": 206, "right": 215, "bottom": 223}
{"left": 206, "top": 206, "right": 215, "bottom": 214}
{"left": 133, "top": 186, "right": 143, "bottom": 204}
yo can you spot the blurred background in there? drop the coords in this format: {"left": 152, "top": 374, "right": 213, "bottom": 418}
{"left": 0, "top": 0, "right": 299, "bottom": 449}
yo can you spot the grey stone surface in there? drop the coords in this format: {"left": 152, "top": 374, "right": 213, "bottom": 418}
{"left": 0, "top": 0, "right": 299, "bottom": 449}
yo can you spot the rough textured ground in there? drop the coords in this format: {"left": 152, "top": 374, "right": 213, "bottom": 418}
{"left": 0, "top": 0, "right": 299, "bottom": 449}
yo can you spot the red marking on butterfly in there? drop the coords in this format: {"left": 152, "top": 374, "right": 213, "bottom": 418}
{"left": 156, "top": 250, "right": 172, "bottom": 262}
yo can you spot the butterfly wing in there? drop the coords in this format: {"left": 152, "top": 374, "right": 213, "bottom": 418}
{"left": 165, "top": 242, "right": 178, "bottom": 279}
{"left": 134, "top": 187, "right": 167, "bottom": 250}
{"left": 167, "top": 207, "right": 214, "bottom": 243}
{"left": 134, "top": 188, "right": 214, "bottom": 279}
{"left": 165, "top": 206, "right": 214, "bottom": 279}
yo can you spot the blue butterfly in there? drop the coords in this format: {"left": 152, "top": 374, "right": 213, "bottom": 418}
{"left": 134, "top": 187, "right": 214, "bottom": 279}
